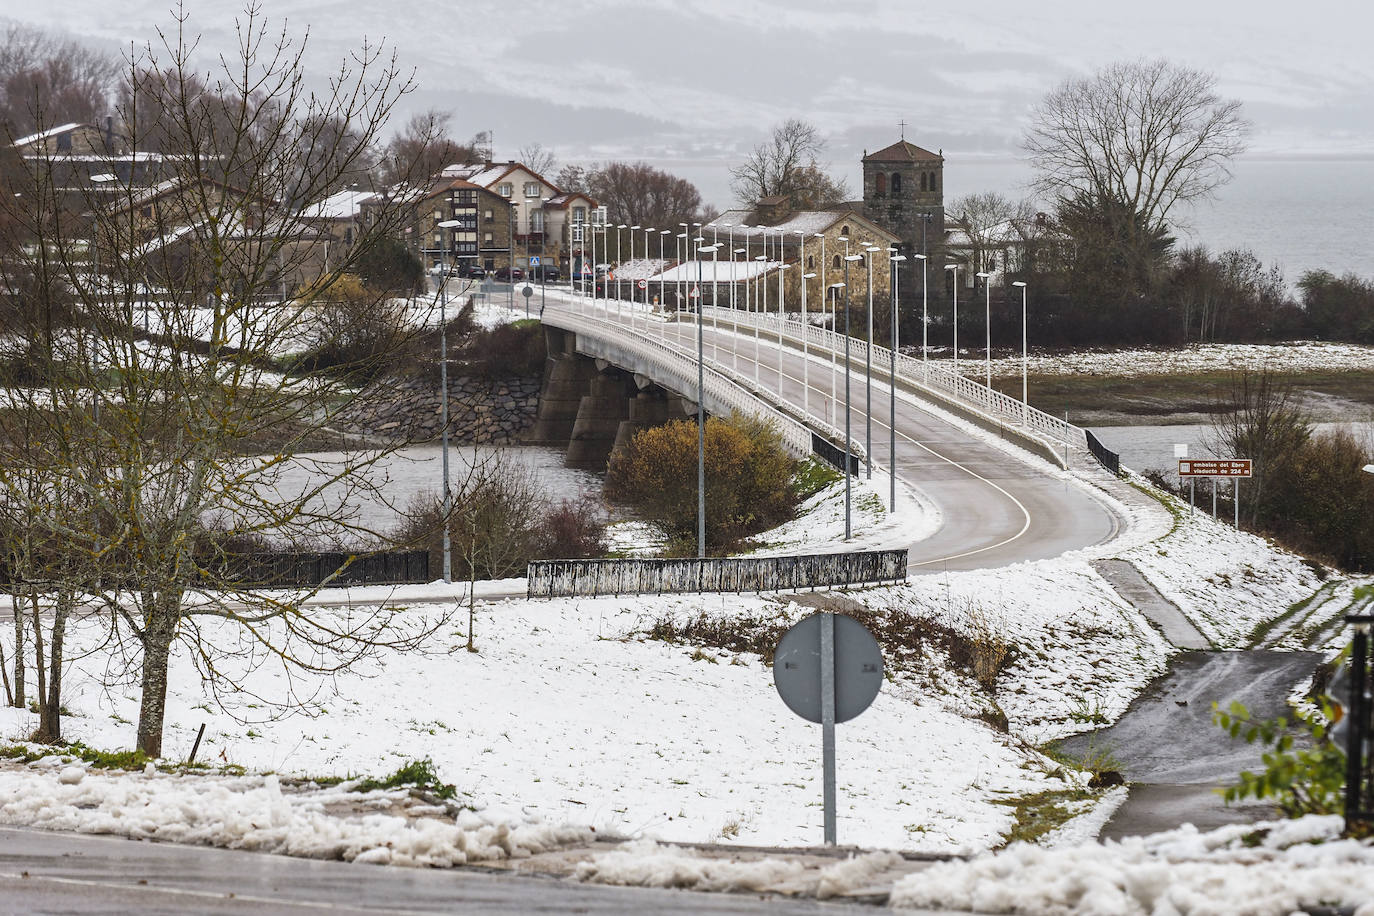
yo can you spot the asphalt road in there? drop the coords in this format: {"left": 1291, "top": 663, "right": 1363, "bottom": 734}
{"left": 1056, "top": 650, "right": 1324, "bottom": 837}
{"left": 0, "top": 826, "right": 892, "bottom": 916}
{"left": 642, "top": 310, "right": 1122, "bottom": 570}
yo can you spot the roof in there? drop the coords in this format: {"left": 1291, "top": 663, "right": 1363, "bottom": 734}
{"left": 544, "top": 192, "right": 596, "bottom": 209}
{"left": 653, "top": 260, "right": 786, "bottom": 283}
{"left": 10, "top": 122, "right": 86, "bottom": 148}
{"left": 862, "top": 140, "right": 941, "bottom": 163}
{"left": 703, "top": 208, "right": 900, "bottom": 245}
{"left": 441, "top": 160, "right": 562, "bottom": 196}
{"left": 304, "top": 188, "right": 383, "bottom": 220}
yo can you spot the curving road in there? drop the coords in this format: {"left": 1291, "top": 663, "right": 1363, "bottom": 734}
{"left": 557, "top": 298, "right": 1123, "bottom": 571}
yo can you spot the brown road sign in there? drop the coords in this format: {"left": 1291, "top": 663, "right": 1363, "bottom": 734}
{"left": 1179, "top": 458, "right": 1252, "bottom": 478}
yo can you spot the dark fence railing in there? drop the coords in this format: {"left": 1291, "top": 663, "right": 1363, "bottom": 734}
{"left": 811, "top": 432, "right": 862, "bottom": 476}
{"left": 213, "top": 550, "right": 430, "bottom": 588}
{"left": 1344, "top": 615, "right": 1373, "bottom": 834}
{"left": 1085, "top": 430, "right": 1121, "bottom": 475}
{"left": 527, "top": 548, "right": 908, "bottom": 598}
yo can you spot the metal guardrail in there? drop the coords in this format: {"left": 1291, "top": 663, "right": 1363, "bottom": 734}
{"left": 695, "top": 305, "right": 1080, "bottom": 447}
{"left": 1085, "top": 430, "right": 1121, "bottom": 475}
{"left": 0, "top": 550, "right": 430, "bottom": 589}
{"left": 527, "top": 548, "right": 908, "bottom": 598}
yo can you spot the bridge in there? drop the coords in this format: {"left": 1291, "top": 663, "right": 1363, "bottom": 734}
{"left": 523, "top": 286, "right": 1124, "bottom": 572}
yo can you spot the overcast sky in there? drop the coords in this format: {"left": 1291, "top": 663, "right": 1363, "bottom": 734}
{"left": 10, "top": 0, "right": 1374, "bottom": 208}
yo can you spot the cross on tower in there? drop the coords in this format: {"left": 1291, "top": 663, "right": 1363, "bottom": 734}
{"left": 898, "top": 119, "right": 907, "bottom": 140}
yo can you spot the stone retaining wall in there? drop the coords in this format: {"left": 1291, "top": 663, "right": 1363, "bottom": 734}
{"left": 340, "top": 373, "right": 542, "bottom": 444}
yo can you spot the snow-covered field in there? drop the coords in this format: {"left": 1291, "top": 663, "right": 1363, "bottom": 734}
{"left": 967, "top": 340, "right": 1374, "bottom": 378}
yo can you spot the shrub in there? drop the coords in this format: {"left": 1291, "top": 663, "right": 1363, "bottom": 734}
{"left": 535, "top": 494, "right": 607, "bottom": 559}
{"left": 1213, "top": 697, "right": 1347, "bottom": 819}
{"left": 605, "top": 412, "right": 800, "bottom": 554}
{"left": 292, "top": 274, "right": 411, "bottom": 384}
{"left": 466, "top": 319, "right": 545, "bottom": 379}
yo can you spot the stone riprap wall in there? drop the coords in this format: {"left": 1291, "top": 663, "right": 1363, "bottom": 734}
{"left": 341, "top": 373, "right": 542, "bottom": 444}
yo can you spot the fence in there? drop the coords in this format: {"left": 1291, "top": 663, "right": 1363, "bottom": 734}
{"left": 216, "top": 550, "right": 430, "bottom": 588}
{"left": 1344, "top": 615, "right": 1373, "bottom": 834}
{"left": 527, "top": 548, "right": 908, "bottom": 598}
{"left": 1085, "top": 430, "right": 1121, "bottom": 475}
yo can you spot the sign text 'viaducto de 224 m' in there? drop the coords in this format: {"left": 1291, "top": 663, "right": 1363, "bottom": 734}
{"left": 1178, "top": 458, "right": 1253, "bottom": 478}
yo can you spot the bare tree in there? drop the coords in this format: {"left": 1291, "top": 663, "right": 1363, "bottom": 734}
{"left": 1023, "top": 59, "right": 1248, "bottom": 234}
{"left": 379, "top": 109, "right": 473, "bottom": 185}
{"left": 0, "top": 24, "right": 121, "bottom": 135}
{"left": 587, "top": 161, "right": 704, "bottom": 229}
{"left": 518, "top": 142, "right": 556, "bottom": 178}
{"left": 0, "top": 4, "right": 449, "bottom": 756}
{"left": 949, "top": 192, "right": 1031, "bottom": 274}
{"left": 1211, "top": 369, "right": 1312, "bottom": 527}
{"left": 729, "top": 118, "right": 850, "bottom": 210}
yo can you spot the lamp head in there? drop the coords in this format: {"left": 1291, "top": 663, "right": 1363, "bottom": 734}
{"left": 944, "top": 264, "right": 958, "bottom": 270}
{"left": 1012, "top": 281, "right": 1027, "bottom": 288}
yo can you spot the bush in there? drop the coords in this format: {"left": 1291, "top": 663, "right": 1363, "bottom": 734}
{"left": 291, "top": 274, "right": 410, "bottom": 384}
{"left": 605, "top": 412, "right": 800, "bottom": 554}
{"left": 536, "top": 494, "right": 607, "bottom": 560}
{"left": 1213, "top": 697, "right": 1347, "bottom": 819}
{"left": 354, "top": 236, "right": 424, "bottom": 294}
{"left": 464, "top": 320, "right": 545, "bottom": 379}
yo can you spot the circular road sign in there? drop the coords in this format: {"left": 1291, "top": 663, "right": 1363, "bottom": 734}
{"left": 522, "top": 285, "right": 534, "bottom": 298}
{"left": 773, "top": 613, "right": 883, "bottom": 724}
{"left": 637, "top": 278, "right": 648, "bottom": 290}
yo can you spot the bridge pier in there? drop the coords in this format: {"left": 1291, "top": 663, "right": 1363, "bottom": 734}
{"left": 527, "top": 328, "right": 600, "bottom": 446}
{"left": 567, "top": 370, "right": 636, "bottom": 468}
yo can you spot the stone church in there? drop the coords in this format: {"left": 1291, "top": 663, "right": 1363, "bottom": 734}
{"left": 859, "top": 139, "right": 945, "bottom": 262}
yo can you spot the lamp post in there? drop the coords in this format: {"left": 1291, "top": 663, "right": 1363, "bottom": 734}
{"left": 1013, "top": 280, "right": 1028, "bottom": 426}
{"left": 914, "top": 253, "right": 928, "bottom": 374}
{"left": 864, "top": 245, "right": 880, "bottom": 479}
{"left": 435, "top": 218, "right": 464, "bottom": 582}
{"left": 615, "top": 225, "right": 626, "bottom": 305}
{"left": 945, "top": 264, "right": 960, "bottom": 376}
{"left": 753, "top": 251, "right": 766, "bottom": 384}
{"left": 643, "top": 226, "right": 656, "bottom": 331}
{"left": 977, "top": 271, "right": 991, "bottom": 389}
{"left": 508, "top": 201, "right": 517, "bottom": 311}
{"left": 777, "top": 235, "right": 787, "bottom": 388}
{"left": 696, "top": 242, "right": 719, "bottom": 559}
{"left": 732, "top": 245, "right": 745, "bottom": 371}
{"left": 830, "top": 281, "right": 850, "bottom": 537}
{"left": 796, "top": 231, "right": 811, "bottom": 419}
{"left": 627, "top": 225, "right": 640, "bottom": 324}
{"left": 678, "top": 222, "right": 688, "bottom": 309}
{"left": 842, "top": 253, "right": 862, "bottom": 541}
{"left": 888, "top": 253, "right": 906, "bottom": 511}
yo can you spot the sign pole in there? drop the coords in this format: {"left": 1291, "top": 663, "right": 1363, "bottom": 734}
{"left": 1212, "top": 482, "right": 1217, "bottom": 519}
{"left": 820, "top": 611, "right": 837, "bottom": 846}
{"left": 1190, "top": 479, "right": 1195, "bottom": 517}
{"left": 1234, "top": 478, "right": 1240, "bottom": 528}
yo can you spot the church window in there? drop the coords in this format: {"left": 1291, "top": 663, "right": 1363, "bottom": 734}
{"left": 875, "top": 173, "right": 887, "bottom": 196}
{"left": 920, "top": 172, "right": 927, "bottom": 192}
{"left": 807, "top": 255, "right": 814, "bottom": 269}
{"left": 841, "top": 224, "right": 850, "bottom": 237}
{"left": 891, "top": 173, "right": 902, "bottom": 194}
{"left": 930, "top": 172, "right": 938, "bottom": 192}
{"left": 832, "top": 254, "right": 841, "bottom": 269}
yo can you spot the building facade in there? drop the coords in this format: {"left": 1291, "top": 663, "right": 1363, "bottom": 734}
{"left": 860, "top": 139, "right": 945, "bottom": 264}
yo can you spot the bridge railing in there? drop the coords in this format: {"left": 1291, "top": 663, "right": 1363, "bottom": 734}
{"left": 694, "top": 305, "right": 1079, "bottom": 447}
{"left": 542, "top": 301, "right": 866, "bottom": 462}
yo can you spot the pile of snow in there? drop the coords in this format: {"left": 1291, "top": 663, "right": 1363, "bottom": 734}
{"left": 889, "top": 815, "right": 1374, "bottom": 915}
{"left": 575, "top": 838, "right": 902, "bottom": 898}
{"left": 0, "top": 757, "right": 592, "bottom": 867}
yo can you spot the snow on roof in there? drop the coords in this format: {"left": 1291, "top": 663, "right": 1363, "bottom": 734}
{"left": 653, "top": 260, "right": 786, "bottom": 283}
{"left": 10, "top": 122, "right": 84, "bottom": 148}
{"left": 606, "top": 258, "right": 669, "bottom": 281}
{"left": 704, "top": 210, "right": 845, "bottom": 240}
{"left": 306, "top": 188, "right": 381, "bottom": 221}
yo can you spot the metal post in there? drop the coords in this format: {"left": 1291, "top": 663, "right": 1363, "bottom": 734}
{"left": 508, "top": 202, "right": 516, "bottom": 311}
{"left": 820, "top": 610, "right": 837, "bottom": 846}
{"left": 778, "top": 233, "right": 785, "bottom": 389}
{"left": 984, "top": 275, "right": 991, "bottom": 389}
{"left": 439, "top": 242, "right": 452, "bottom": 583}
{"left": 1212, "top": 479, "right": 1217, "bottom": 518}
{"left": 890, "top": 253, "right": 903, "bottom": 513}
{"left": 1190, "top": 478, "right": 1196, "bottom": 516}
{"left": 844, "top": 251, "right": 853, "bottom": 542}
{"left": 1343, "top": 621, "right": 1370, "bottom": 830}
{"left": 865, "top": 249, "right": 874, "bottom": 480}
{"left": 799, "top": 232, "right": 809, "bottom": 420}
{"left": 697, "top": 243, "right": 708, "bottom": 560}
{"left": 1234, "top": 478, "right": 1240, "bottom": 528}
{"left": 949, "top": 265, "right": 960, "bottom": 377}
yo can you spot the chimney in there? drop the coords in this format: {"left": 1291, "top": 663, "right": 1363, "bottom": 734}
{"left": 755, "top": 195, "right": 790, "bottom": 226}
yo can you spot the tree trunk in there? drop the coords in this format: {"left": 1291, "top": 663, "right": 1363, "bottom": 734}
{"left": 30, "top": 592, "right": 48, "bottom": 740}
{"left": 10, "top": 589, "right": 23, "bottom": 708}
{"left": 39, "top": 593, "right": 72, "bottom": 742}
{"left": 136, "top": 594, "right": 179, "bottom": 758}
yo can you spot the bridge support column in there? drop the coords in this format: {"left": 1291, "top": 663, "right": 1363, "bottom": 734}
{"left": 567, "top": 372, "right": 635, "bottom": 469}
{"left": 527, "top": 330, "right": 599, "bottom": 447}
{"left": 610, "top": 390, "right": 671, "bottom": 460}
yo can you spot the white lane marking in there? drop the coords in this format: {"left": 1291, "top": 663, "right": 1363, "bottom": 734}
{"left": 662, "top": 322, "right": 1034, "bottom": 566}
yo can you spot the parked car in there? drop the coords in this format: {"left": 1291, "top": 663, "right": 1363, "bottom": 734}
{"left": 463, "top": 264, "right": 487, "bottom": 279}
{"left": 529, "top": 264, "right": 561, "bottom": 282}
{"left": 494, "top": 266, "right": 524, "bottom": 282}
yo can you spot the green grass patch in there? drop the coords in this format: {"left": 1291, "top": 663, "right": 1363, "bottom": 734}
{"left": 995, "top": 788, "right": 1096, "bottom": 847}
{"left": 793, "top": 457, "right": 841, "bottom": 501}
{"left": 352, "top": 757, "right": 460, "bottom": 800}
{"left": 1247, "top": 582, "right": 1333, "bottom": 648}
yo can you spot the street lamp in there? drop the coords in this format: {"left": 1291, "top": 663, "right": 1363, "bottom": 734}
{"left": 508, "top": 201, "right": 518, "bottom": 311}
{"left": 696, "top": 241, "right": 720, "bottom": 560}
{"left": 642, "top": 226, "right": 656, "bottom": 331}
{"left": 864, "top": 245, "right": 880, "bottom": 479}
{"left": 615, "top": 225, "right": 626, "bottom": 305}
{"left": 753, "top": 251, "right": 767, "bottom": 383}
{"left": 840, "top": 261, "right": 860, "bottom": 543}
{"left": 1012, "top": 281, "right": 1028, "bottom": 426}
{"left": 796, "top": 230, "right": 812, "bottom": 418}
{"left": 914, "top": 254, "right": 928, "bottom": 373}
{"left": 889, "top": 252, "right": 906, "bottom": 511}
{"left": 434, "top": 218, "right": 465, "bottom": 582}
{"left": 976, "top": 271, "right": 991, "bottom": 389}
{"left": 627, "top": 225, "right": 641, "bottom": 325}
{"left": 945, "top": 264, "right": 960, "bottom": 376}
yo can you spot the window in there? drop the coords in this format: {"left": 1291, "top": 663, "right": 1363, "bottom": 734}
{"left": 874, "top": 173, "right": 886, "bottom": 196}
{"left": 140, "top": 206, "right": 152, "bottom": 218}
{"left": 920, "top": 172, "right": 928, "bottom": 192}
{"left": 498, "top": 182, "right": 513, "bottom": 197}
{"left": 807, "top": 255, "right": 814, "bottom": 269}
{"left": 891, "top": 172, "right": 902, "bottom": 194}
{"left": 434, "top": 233, "right": 442, "bottom": 245}
{"left": 524, "top": 181, "right": 541, "bottom": 198}
{"left": 57, "top": 132, "right": 71, "bottom": 153}
{"left": 573, "top": 206, "right": 586, "bottom": 224}
{"left": 833, "top": 255, "right": 841, "bottom": 269}
{"left": 484, "top": 233, "right": 493, "bottom": 244}
{"left": 530, "top": 210, "right": 545, "bottom": 232}
{"left": 433, "top": 209, "right": 442, "bottom": 220}
{"left": 841, "top": 225, "right": 850, "bottom": 237}
{"left": 484, "top": 209, "right": 494, "bottom": 222}
{"left": 930, "top": 172, "right": 938, "bottom": 192}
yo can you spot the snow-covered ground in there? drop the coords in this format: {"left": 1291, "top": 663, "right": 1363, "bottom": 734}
{"left": 964, "top": 340, "right": 1374, "bottom": 378}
